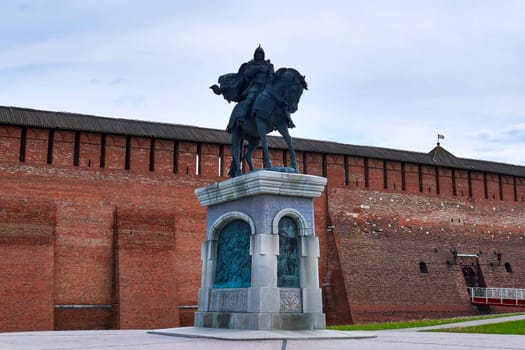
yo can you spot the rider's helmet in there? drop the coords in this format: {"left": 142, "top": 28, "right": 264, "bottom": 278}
{"left": 253, "top": 45, "right": 265, "bottom": 61}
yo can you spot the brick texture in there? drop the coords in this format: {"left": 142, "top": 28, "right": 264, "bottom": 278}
{"left": 116, "top": 208, "right": 178, "bottom": 329}
{"left": 328, "top": 186, "right": 525, "bottom": 323}
{"left": 0, "top": 199, "right": 55, "bottom": 332}
{"left": 0, "top": 124, "right": 524, "bottom": 331}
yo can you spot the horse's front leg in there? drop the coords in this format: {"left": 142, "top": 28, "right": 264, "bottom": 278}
{"left": 255, "top": 118, "right": 272, "bottom": 168}
{"left": 276, "top": 122, "right": 297, "bottom": 171}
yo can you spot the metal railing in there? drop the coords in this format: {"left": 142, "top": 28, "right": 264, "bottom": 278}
{"left": 468, "top": 287, "right": 525, "bottom": 306}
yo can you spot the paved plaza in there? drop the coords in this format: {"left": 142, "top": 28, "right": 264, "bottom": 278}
{"left": 1, "top": 315, "right": 524, "bottom": 350}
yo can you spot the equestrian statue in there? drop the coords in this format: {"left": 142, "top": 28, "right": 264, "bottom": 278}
{"left": 210, "top": 45, "right": 308, "bottom": 177}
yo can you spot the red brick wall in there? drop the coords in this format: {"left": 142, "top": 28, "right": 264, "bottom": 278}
{"left": 0, "top": 125, "right": 20, "bottom": 163}
{"left": 0, "top": 126, "right": 211, "bottom": 331}
{"left": 328, "top": 186, "right": 525, "bottom": 323}
{"left": 53, "top": 130, "right": 75, "bottom": 167}
{"left": 347, "top": 156, "right": 366, "bottom": 189}
{"left": 116, "top": 208, "right": 178, "bottom": 329}
{"left": 0, "top": 124, "right": 524, "bottom": 330}
{"left": 105, "top": 135, "right": 126, "bottom": 170}
{"left": 25, "top": 128, "right": 49, "bottom": 164}
{"left": 0, "top": 199, "right": 56, "bottom": 332}
{"left": 404, "top": 163, "right": 420, "bottom": 193}
{"left": 53, "top": 201, "right": 114, "bottom": 330}
{"left": 54, "top": 308, "right": 112, "bottom": 330}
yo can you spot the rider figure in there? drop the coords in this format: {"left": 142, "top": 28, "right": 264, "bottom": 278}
{"left": 211, "top": 45, "right": 274, "bottom": 133}
{"left": 242, "top": 45, "right": 274, "bottom": 108}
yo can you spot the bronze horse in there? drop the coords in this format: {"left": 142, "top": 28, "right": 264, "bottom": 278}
{"left": 229, "top": 68, "right": 308, "bottom": 177}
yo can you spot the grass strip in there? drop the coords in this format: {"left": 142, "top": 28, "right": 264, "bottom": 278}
{"left": 328, "top": 313, "right": 525, "bottom": 331}
{"left": 426, "top": 319, "right": 525, "bottom": 335}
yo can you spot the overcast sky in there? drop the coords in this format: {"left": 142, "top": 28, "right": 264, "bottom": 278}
{"left": 2, "top": 1, "right": 525, "bottom": 165}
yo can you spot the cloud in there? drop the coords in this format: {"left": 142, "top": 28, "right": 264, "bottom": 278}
{"left": 2, "top": 0, "right": 525, "bottom": 166}
{"left": 477, "top": 124, "right": 525, "bottom": 143}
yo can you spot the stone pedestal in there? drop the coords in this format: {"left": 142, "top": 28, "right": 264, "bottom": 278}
{"left": 194, "top": 170, "right": 327, "bottom": 330}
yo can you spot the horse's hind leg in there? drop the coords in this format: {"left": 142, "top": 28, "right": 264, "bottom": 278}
{"left": 256, "top": 118, "right": 272, "bottom": 168}
{"left": 245, "top": 137, "right": 259, "bottom": 172}
{"left": 229, "top": 129, "right": 243, "bottom": 177}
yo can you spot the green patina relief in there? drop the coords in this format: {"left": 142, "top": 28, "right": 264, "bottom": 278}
{"left": 214, "top": 219, "right": 252, "bottom": 288}
{"left": 278, "top": 216, "right": 300, "bottom": 288}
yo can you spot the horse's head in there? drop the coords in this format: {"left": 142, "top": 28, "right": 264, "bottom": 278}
{"left": 274, "top": 68, "right": 308, "bottom": 113}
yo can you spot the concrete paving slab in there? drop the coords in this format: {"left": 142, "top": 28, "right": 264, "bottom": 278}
{"left": 1, "top": 329, "right": 525, "bottom": 350}
{"left": 149, "top": 326, "right": 376, "bottom": 340}
{"left": 2, "top": 316, "right": 525, "bottom": 350}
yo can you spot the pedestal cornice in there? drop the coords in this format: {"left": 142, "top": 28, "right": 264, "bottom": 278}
{"left": 195, "top": 171, "right": 327, "bottom": 207}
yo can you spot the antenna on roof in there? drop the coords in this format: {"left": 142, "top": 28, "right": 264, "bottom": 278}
{"left": 437, "top": 134, "right": 445, "bottom": 146}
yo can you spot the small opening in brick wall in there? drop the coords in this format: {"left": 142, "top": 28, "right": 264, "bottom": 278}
{"left": 19, "top": 126, "right": 27, "bottom": 162}
{"left": 125, "top": 136, "right": 131, "bottom": 170}
{"left": 419, "top": 261, "right": 428, "bottom": 273}
{"left": 47, "top": 129, "right": 55, "bottom": 164}
{"left": 504, "top": 262, "right": 512, "bottom": 273}
{"left": 73, "top": 131, "right": 80, "bottom": 166}
{"left": 99, "top": 134, "right": 106, "bottom": 168}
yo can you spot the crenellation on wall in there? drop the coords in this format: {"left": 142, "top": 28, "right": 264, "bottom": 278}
{"left": 24, "top": 128, "right": 49, "bottom": 164}
{"left": 386, "top": 160, "right": 403, "bottom": 192}
{"left": 469, "top": 171, "right": 484, "bottom": 200}
{"left": 454, "top": 168, "right": 469, "bottom": 198}
{"left": 199, "top": 143, "right": 220, "bottom": 178}
{"left": 437, "top": 167, "right": 452, "bottom": 197}
{"left": 483, "top": 173, "right": 493, "bottom": 200}
{"left": 127, "top": 136, "right": 151, "bottom": 174}
{"left": 176, "top": 141, "right": 198, "bottom": 176}
{"left": 77, "top": 132, "right": 102, "bottom": 169}
{"left": 404, "top": 162, "right": 420, "bottom": 193}
{"left": 302, "top": 152, "right": 323, "bottom": 177}
{"left": 3, "top": 124, "right": 522, "bottom": 199}
{"left": 52, "top": 130, "right": 76, "bottom": 167}
{"left": 0, "top": 126, "right": 22, "bottom": 163}
{"left": 501, "top": 174, "right": 514, "bottom": 202}
{"left": 153, "top": 139, "right": 176, "bottom": 175}
{"left": 517, "top": 177, "right": 525, "bottom": 203}
{"left": 363, "top": 158, "right": 380, "bottom": 191}
{"left": 104, "top": 134, "right": 127, "bottom": 170}
{"left": 324, "top": 153, "right": 345, "bottom": 187}
{"left": 343, "top": 155, "right": 364, "bottom": 188}
{"left": 420, "top": 164, "right": 437, "bottom": 195}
